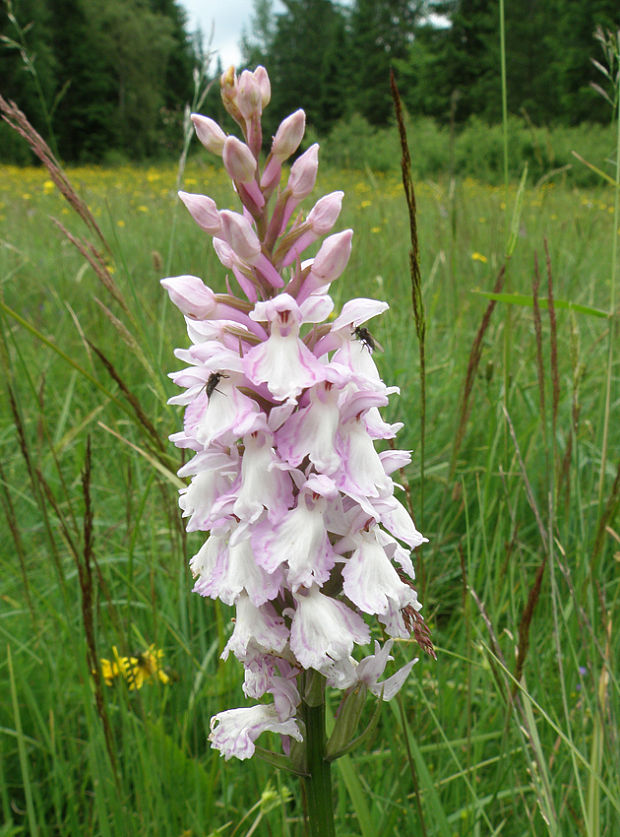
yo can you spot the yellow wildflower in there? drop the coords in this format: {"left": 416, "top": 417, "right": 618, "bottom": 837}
{"left": 99, "top": 655, "right": 120, "bottom": 686}
{"left": 125, "top": 645, "right": 171, "bottom": 690}
{"left": 97, "top": 644, "right": 171, "bottom": 690}
{"left": 471, "top": 252, "right": 488, "bottom": 264}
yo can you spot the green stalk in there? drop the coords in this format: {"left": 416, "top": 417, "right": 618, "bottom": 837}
{"left": 302, "top": 698, "right": 335, "bottom": 837}
{"left": 499, "top": 0, "right": 509, "bottom": 199}
{"left": 597, "top": 69, "right": 620, "bottom": 504}
{"left": 499, "top": 0, "right": 513, "bottom": 453}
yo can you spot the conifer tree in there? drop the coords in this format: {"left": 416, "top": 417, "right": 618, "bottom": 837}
{"left": 262, "top": 0, "right": 348, "bottom": 135}
{"left": 347, "top": 0, "right": 425, "bottom": 125}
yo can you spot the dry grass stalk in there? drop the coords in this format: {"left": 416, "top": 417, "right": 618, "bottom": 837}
{"left": 451, "top": 264, "right": 506, "bottom": 476}
{"left": 558, "top": 328, "right": 584, "bottom": 509}
{"left": 7, "top": 384, "right": 68, "bottom": 588}
{"left": 591, "top": 459, "right": 620, "bottom": 577}
{"left": 7, "top": 384, "right": 34, "bottom": 480}
{"left": 390, "top": 69, "right": 427, "bottom": 590}
{"left": 50, "top": 217, "right": 130, "bottom": 317}
{"left": 87, "top": 340, "right": 166, "bottom": 455}
{"left": 77, "top": 438, "right": 118, "bottom": 777}
{"left": 93, "top": 297, "right": 141, "bottom": 353}
{"left": 532, "top": 253, "right": 547, "bottom": 431}
{"left": 469, "top": 585, "right": 558, "bottom": 826}
{"left": 0, "top": 459, "right": 35, "bottom": 622}
{"left": 512, "top": 554, "right": 546, "bottom": 696}
{"left": 501, "top": 404, "right": 554, "bottom": 699}
{"left": 468, "top": 587, "right": 510, "bottom": 705}
{"left": 502, "top": 405, "right": 548, "bottom": 550}
{"left": 0, "top": 96, "right": 110, "bottom": 255}
{"left": 93, "top": 297, "right": 160, "bottom": 384}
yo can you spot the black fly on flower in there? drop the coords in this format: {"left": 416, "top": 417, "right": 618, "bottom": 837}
{"left": 206, "top": 371, "right": 229, "bottom": 399}
{"left": 353, "top": 325, "right": 383, "bottom": 353}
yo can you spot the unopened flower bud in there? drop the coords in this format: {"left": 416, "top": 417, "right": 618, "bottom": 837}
{"left": 307, "top": 191, "right": 344, "bottom": 234}
{"left": 253, "top": 66, "right": 271, "bottom": 108}
{"left": 272, "top": 110, "right": 306, "bottom": 161}
{"left": 237, "top": 70, "right": 262, "bottom": 120}
{"left": 311, "top": 229, "right": 353, "bottom": 283}
{"left": 212, "top": 237, "right": 235, "bottom": 269}
{"left": 222, "top": 136, "right": 257, "bottom": 183}
{"left": 161, "top": 275, "right": 215, "bottom": 319}
{"left": 220, "top": 65, "right": 237, "bottom": 98}
{"left": 220, "top": 66, "right": 243, "bottom": 123}
{"left": 191, "top": 114, "right": 226, "bottom": 155}
{"left": 178, "top": 191, "right": 221, "bottom": 236}
{"left": 220, "top": 210, "right": 261, "bottom": 264}
{"left": 287, "top": 143, "right": 319, "bottom": 200}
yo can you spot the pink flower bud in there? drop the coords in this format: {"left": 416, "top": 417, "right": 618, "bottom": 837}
{"left": 219, "top": 210, "right": 261, "bottom": 264}
{"left": 272, "top": 110, "right": 306, "bottom": 160}
{"left": 237, "top": 70, "right": 262, "bottom": 120}
{"left": 287, "top": 144, "right": 319, "bottom": 199}
{"left": 307, "top": 191, "right": 344, "bottom": 234}
{"left": 212, "top": 237, "right": 235, "bottom": 269}
{"left": 253, "top": 66, "right": 271, "bottom": 108}
{"left": 311, "top": 229, "right": 353, "bottom": 283}
{"left": 160, "top": 275, "right": 216, "bottom": 319}
{"left": 178, "top": 191, "right": 221, "bottom": 236}
{"left": 222, "top": 136, "right": 257, "bottom": 183}
{"left": 260, "top": 156, "right": 282, "bottom": 191}
{"left": 191, "top": 114, "right": 226, "bottom": 155}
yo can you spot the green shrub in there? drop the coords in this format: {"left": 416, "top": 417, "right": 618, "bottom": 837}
{"left": 319, "top": 112, "right": 617, "bottom": 186}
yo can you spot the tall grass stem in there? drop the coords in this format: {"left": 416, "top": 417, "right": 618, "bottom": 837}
{"left": 597, "top": 73, "right": 620, "bottom": 504}
{"left": 390, "top": 70, "right": 427, "bottom": 588}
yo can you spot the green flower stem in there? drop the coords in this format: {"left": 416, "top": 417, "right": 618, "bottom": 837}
{"left": 302, "top": 697, "right": 335, "bottom": 837}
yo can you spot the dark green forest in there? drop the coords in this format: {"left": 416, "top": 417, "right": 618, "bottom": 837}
{"left": 1, "top": 0, "right": 618, "bottom": 163}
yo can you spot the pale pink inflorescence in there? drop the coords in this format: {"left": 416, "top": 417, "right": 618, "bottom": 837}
{"left": 163, "top": 65, "right": 429, "bottom": 762}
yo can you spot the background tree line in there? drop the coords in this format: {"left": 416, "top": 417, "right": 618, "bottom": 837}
{"left": 0, "top": 0, "right": 198, "bottom": 162}
{"left": 240, "top": 0, "right": 619, "bottom": 137}
{"left": 1, "top": 0, "right": 618, "bottom": 164}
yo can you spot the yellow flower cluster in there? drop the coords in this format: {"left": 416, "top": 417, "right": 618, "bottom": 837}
{"left": 99, "top": 645, "right": 171, "bottom": 690}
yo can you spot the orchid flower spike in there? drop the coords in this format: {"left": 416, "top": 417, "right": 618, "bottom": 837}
{"left": 163, "top": 65, "right": 432, "bottom": 767}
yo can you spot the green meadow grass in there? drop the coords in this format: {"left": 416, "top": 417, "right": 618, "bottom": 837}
{"left": 0, "top": 154, "right": 618, "bottom": 835}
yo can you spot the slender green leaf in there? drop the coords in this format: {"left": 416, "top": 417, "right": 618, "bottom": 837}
{"left": 472, "top": 290, "right": 611, "bottom": 319}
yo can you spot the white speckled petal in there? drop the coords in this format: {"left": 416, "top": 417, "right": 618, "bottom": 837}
{"left": 209, "top": 704, "right": 303, "bottom": 761}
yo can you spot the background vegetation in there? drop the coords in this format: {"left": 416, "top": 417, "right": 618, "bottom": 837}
{"left": 1, "top": 0, "right": 619, "bottom": 165}
{"left": 0, "top": 1, "right": 619, "bottom": 835}
{"left": 1, "top": 137, "right": 618, "bottom": 837}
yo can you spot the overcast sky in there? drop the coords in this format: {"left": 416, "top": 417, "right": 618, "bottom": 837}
{"left": 180, "top": 0, "right": 285, "bottom": 70}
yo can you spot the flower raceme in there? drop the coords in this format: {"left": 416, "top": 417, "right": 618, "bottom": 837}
{"left": 163, "top": 66, "right": 430, "bottom": 763}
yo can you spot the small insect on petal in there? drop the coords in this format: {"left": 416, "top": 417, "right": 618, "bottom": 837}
{"left": 206, "top": 372, "right": 229, "bottom": 399}
{"left": 353, "top": 325, "right": 383, "bottom": 353}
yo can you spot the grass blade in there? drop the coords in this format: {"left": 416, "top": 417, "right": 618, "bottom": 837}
{"left": 7, "top": 645, "right": 39, "bottom": 836}
{"left": 471, "top": 290, "right": 611, "bottom": 319}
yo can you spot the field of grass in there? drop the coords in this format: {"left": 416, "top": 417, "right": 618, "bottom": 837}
{"left": 0, "top": 145, "right": 618, "bottom": 836}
